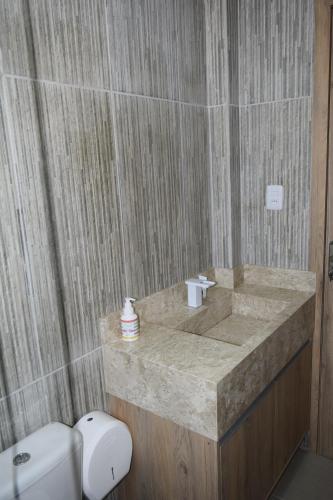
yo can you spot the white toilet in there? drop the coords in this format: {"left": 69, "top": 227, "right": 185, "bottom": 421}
{"left": 0, "top": 411, "right": 132, "bottom": 500}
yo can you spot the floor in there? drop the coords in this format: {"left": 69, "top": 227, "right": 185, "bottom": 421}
{"left": 270, "top": 449, "right": 333, "bottom": 500}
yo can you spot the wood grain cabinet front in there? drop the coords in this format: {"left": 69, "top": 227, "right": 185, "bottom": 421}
{"left": 107, "top": 343, "right": 311, "bottom": 500}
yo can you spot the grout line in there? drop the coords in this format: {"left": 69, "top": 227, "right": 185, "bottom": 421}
{"left": 207, "top": 103, "right": 229, "bottom": 109}
{"left": 0, "top": 346, "right": 102, "bottom": 404}
{"left": 238, "top": 95, "right": 312, "bottom": 107}
{"left": 207, "top": 108, "right": 215, "bottom": 265}
{"left": 3, "top": 73, "right": 111, "bottom": 94}
{"left": 215, "top": 96, "right": 311, "bottom": 109}
{"left": 112, "top": 89, "right": 208, "bottom": 108}
{"left": 3, "top": 74, "right": 311, "bottom": 109}
{"left": 237, "top": 0, "right": 241, "bottom": 107}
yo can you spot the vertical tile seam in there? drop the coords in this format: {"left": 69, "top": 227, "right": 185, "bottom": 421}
{"left": 205, "top": 1, "right": 217, "bottom": 266}
{"left": 0, "top": 76, "right": 45, "bottom": 379}
{"left": 224, "top": 0, "right": 231, "bottom": 107}
{"left": 237, "top": 103, "right": 243, "bottom": 264}
{"left": 104, "top": 0, "right": 129, "bottom": 295}
{"left": 225, "top": 0, "right": 236, "bottom": 268}
{"left": 207, "top": 108, "right": 215, "bottom": 266}
{"left": 203, "top": 0, "right": 209, "bottom": 106}
{"left": 237, "top": 0, "right": 241, "bottom": 107}
{"left": 236, "top": 0, "right": 243, "bottom": 265}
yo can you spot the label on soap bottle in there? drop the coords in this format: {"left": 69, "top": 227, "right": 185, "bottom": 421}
{"left": 121, "top": 318, "right": 139, "bottom": 341}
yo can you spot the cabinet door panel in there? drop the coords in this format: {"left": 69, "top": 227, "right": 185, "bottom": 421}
{"left": 220, "top": 344, "right": 311, "bottom": 500}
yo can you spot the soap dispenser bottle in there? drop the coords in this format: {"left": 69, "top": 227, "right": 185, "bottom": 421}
{"left": 120, "top": 297, "right": 139, "bottom": 341}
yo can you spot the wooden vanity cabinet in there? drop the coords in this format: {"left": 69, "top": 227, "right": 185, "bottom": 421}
{"left": 108, "top": 342, "right": 311, "bottom": 500}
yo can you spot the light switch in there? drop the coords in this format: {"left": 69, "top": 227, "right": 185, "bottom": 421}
{"left": 266, "top": 185, "right": 283, "bottom": 210}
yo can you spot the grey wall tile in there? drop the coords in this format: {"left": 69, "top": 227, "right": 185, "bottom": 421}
{"left": 107, "top": 0, "right": 206, "bottom": 103}
{"left": 0, "top": 350, "right": 105, "bottom": 452}
{"left": 0, "top": 0, "right": 110, "bottom": 89}
{"left": 238, "top": 0, "right": 314, "bottom": 104}
{"left": 0, "top": 89, "right": 43, "bottom": 397}
{"left": 46, "top": 349, "right": 105, "bottom": 425}
{"left": 69, "top": 349, "right": 106, "bottom": 417}
{"left": 240, "top": 98, "right": 312, "bottom": 269}
{"left": 0, "top": 0, "right": 35, "bottom": 77}
{"left": 226, "top": 0, "right": 239, "bottom": 105}
{"left": 210, "top": 106, "right": 232, "bottom": 267}
{"left": 0, "top": 380, "right": 49, "bottom": 452}
{"left": 210, "top": 105, "right": 241, "bottom": 268}
{"left": 180, "top": 104, "right": 212, "bottom": 273}
{"left": 38, "top": 82, "right": 124, "bottom": 359}
{"left": 114, "top": 94, "right": 211, "bottom": 297}
{"left": 1, "top": 77, "right": 65, "bottom": 381}
{"left": 205, "top": 0, "right": 229, "bottom": 105}
{"left": 229, "top": 105, "right": 241, "bottom": 266}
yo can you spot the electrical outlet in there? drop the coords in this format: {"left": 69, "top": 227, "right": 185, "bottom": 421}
{"left": 266, "top": 185, "right": 283, "bottom": 210}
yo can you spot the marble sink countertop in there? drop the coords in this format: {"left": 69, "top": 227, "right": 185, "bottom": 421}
{"left": 101, "top": 265, "right": 315, "bottom": 442}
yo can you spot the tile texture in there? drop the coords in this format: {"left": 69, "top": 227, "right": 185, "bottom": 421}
{"left": 0, "top": 379, "right": 49, "bottom": 452}
{"left": 0, "top": 75, "right": 121, "bottom": 450}
{"left": 210, "top": 106, "right": 233, "bottom": 267}
{"left": 226, "top": 0, "right": 239, "bottom": 105}
{"left": 1, "top": 77, "right": 65, "bottom": 388}
{"left": 205, "top": 0, "right": 229, "bottom": 105}
{"left": 115, "top": 94, "right": 211, "bottom": 298}
{"left": 0, "top": 349, "right": 105, "bottom": 452}
{"left": 210, "top": 105, "right": 241, "bottom": 268}
{"left": 38, "top": 81, "right": 124, "bottom": 358}
{"left": 0, "top": 92, "right": 43, "bottom": 397}
{"left": 238, "top": 0, "right": 314, "bottom": 105}
{"left": 240, "top": 98, "right": 312, "bottom": 270}
{"left": 0, "top": 0, "right": 110, "bottom": 88}
{"left": 46, "top": 349, "right": 105, "bottom": 425}
{"left": 108, "top": 0, "right": 207, "bottom": 103}
{"left": 236, "top": 0, "right": 314, "bottom": 270}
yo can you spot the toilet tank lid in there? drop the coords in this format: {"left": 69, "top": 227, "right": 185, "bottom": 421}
{"left": 0, "top": 422, "right": 82, "bottom": 500}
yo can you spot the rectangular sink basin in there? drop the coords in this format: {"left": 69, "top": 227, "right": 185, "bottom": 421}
{"left": 177, "top": 287, "right": 288, "bottom": 345}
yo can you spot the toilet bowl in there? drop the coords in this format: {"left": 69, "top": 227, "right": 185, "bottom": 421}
{"left": 0, "top": 412, "right": 132, "bottom": 500}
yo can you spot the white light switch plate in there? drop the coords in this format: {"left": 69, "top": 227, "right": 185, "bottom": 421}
{"left": 266, "top": 185, "right": 283, "bottom": 210}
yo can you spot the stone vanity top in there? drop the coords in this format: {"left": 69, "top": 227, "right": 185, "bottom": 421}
{"left": 101, "top": 266, "right": 315, "bottom": 442}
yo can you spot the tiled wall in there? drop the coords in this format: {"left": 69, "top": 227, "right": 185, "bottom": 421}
{"left": 209, "top": 0, "right": 242, "bottom": 269}
{"left": 238, "top": 0, "right": 314, "bottom": 269}
{"left": 0, "top": 0, "right": 211, "bottom": 451}
{"left": 210, "top": 0, "right": 314, "bottom": 270}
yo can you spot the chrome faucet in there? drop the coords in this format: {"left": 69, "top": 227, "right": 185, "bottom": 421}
{"left": 185, "top": 275, "right": 216, "bottom": 308}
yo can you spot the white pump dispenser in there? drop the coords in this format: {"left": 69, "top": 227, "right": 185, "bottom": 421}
{"left": 120, "top": 297, "right": 139, "bottom": 341}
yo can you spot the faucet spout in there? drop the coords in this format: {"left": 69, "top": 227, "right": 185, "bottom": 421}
{"left": 185, "top": 276, "right": 216, "bottom": 308}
